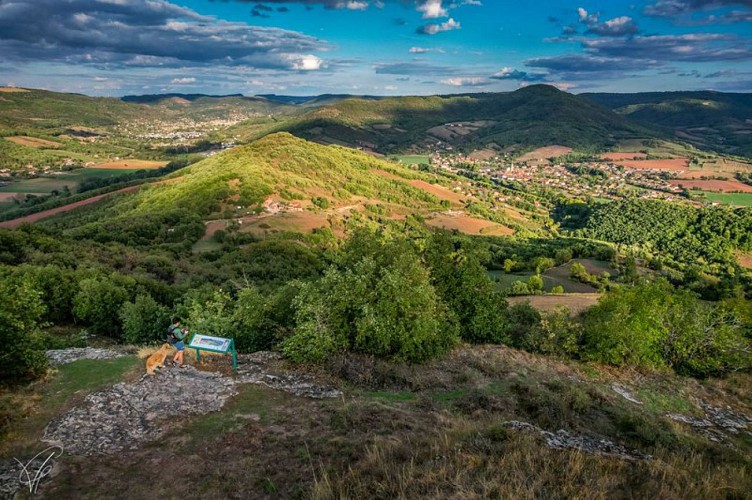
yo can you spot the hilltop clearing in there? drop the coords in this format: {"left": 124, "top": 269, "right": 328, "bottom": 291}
{"left": 2, "top": 344, "right": 750, "bottom": 498}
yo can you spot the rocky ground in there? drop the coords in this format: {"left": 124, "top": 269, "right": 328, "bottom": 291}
{"left": 1, "top": 349, "right": 342, "bottom": 498}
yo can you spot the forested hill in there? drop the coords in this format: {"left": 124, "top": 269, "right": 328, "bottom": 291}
{"left": 46, "top": 133, "right": 449, "bottom": 244}
{"left": 266, "top": 85, "right": 657, "bottom": 153}
{"left": 582, "top": 90, "right": 752, "bottom": 157}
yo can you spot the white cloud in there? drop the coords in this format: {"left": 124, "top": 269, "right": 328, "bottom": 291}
{"left": 417, "top": 0, "right": 448, "bottom": 19}
{"left": 440, "top": 76, "right": 486, "bottom": 86}
{"left": 419, "top": 17, "right": 461, "bottom": 35}
{"left": 288, "top": 54, "right": 323, "bottom": 70}
{"left": 170, "top": 77, "right": 196, "bottom": 84}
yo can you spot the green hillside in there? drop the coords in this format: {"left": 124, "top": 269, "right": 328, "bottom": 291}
{"left": 266, "top": 85, "right": 656, "bottom": 153}
{"left": 583, "top": 91, "right": 752, "bottom": 158}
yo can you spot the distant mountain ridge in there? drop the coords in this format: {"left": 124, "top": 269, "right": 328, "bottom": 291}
{"left": 583, "top": 91, "right": 752, "bottom": 157}
{"left": 121, "top": 93, "right": 246, "bottom": 103}
{"left": 263, "top": 85, "right": 657, "bottom": 153}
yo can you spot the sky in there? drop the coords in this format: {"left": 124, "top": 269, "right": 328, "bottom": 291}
{"left": 0, "top": 0, "right": 751, "bottom": 96}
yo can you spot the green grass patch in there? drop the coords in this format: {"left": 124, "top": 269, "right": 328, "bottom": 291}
{"left": 361, "top": 390, "right": 416, "bottom": 402}
{"left": 430, "top": 388, "right": 467, "bottom": 403}
{"left": 0, "top": 356, "right": 140, "bottom": 457}
{"left": 392, "top": 154, "right": 430, "bottom": 166}
{"left": 180, "top": 385, "right": 287, "bottom": 450}
{"left": 636, "top": 389, "right": 701, "bottom": 416}
{"left": 701, "top": 191, "right": 752, "bottom": 207}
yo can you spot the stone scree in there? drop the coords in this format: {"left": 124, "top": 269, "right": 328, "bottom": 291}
{"left": 501, "top": 421, "right": 652, "bottom": 461}
{"left": 41, "top": 351, "right": 342, "bottom": 457}
{"left": 45, "top": 347, "right": 127, "bottom": 366}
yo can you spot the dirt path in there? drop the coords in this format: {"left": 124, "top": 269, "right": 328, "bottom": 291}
{"left": 0, "top": 178, "right": 181, "bottom": 229}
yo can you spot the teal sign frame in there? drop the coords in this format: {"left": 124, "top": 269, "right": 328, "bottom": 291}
{"left": 188, "top": 334, "right": 238, "bottom": 370}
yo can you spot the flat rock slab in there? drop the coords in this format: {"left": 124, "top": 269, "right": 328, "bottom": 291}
{"left": 46, "top": 347, "right": 126, "bottom": 366}
{"left": 43, "top": 365, "right": 236, "bottom": 455}
{"left": 236, "top": 352, "right": 343, "bottom": 399}
{"left": 39, "top": 351, "right": 342, "bottom": 457}
{"left": 502, "top": 421, "right": 651, "bottom": 461}
{"left": 668, "top": 402, "right": 752, "bottom": 444}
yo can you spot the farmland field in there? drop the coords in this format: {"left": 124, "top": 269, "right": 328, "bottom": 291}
{"left": 518, "top": 145, "right": 572, "bottom": 162}
{"left": 701, "top": 191, "right": 752, "bottom": 207}
{"left": 394, "top": 155, "right": 430, "bottom": 166}
{"left": 669, "top": 179, "right": 752, "bottom": 193}
{"left": 507, "top": 293, "right": 601, "bottom": 315}
{"left": 0, "top": 168, "right": 141, "bottom": 193}
{"left": 600, "top": 152, "right": 647, "bottom": 161}
{"left": 614, "top": 158, "right": 689, "bottom": 171}
{"left": 426, "top": 214, "right": 513, "bottom": 236}
{"left": 91, "top": 159, "right": 168, "bottom": 169}
{"left": 488, "top": 266, "right": 599, "bottom": 294}
{"left": 4, "top": 136, "right": 62, "bottom": 148}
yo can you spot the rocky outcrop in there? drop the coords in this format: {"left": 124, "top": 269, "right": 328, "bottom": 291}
{"left": 45, "top": 347, "right": 127, "bottom": 365}
{"left": 668, "top": 402, "right": 752, "bottom": 444}
{"left": 40, "top": 351, "right": 342, "bottom": 457}
{"left": 42, "top": 365, "right": 235, "bottom": 455}
{"left": 501, "top": 421, "right": 651, "bottom": 461}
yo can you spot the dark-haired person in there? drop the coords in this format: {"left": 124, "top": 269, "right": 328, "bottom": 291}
{"left": 167, "top": 318, "right": 188, "bottom": 367}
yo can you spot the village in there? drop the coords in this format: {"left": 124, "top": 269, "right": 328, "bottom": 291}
{"left": 427, "top": 148, "right": 687, "bottom": 203}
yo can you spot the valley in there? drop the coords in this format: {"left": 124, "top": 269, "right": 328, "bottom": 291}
{"left": 1, "top": 85, "right": 751, "bottom": 499}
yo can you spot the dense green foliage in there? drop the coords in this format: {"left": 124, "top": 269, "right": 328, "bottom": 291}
{"left": 0, "top": 276, "right": 48, "bottom": 380}
{"left": 582, "top": 280, "right": 751, "bottom": 377}
{"left": 559, "top": 199, "right": 752, "bottom": 268}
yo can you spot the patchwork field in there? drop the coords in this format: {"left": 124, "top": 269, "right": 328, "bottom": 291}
{"left": 4, "top": 135, "right": 62, "bottom": 148}
{"left": 507, "top": 293, "right": 601, "bottom": 315}
{"left": 669, "top": 179, "right": 752, "bottom": 193}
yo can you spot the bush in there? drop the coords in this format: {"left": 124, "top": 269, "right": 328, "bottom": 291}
{"left": 0, "top": 277, "right": 48, "bottom": 381}
{"left": 283, "top": 234, "right": 459, "bottom": 363}
{"left": 73, "top": 274, "right": 133, "bottom": 338}
{"left": 120, "top": 294, "right": 171, "bottom": 344}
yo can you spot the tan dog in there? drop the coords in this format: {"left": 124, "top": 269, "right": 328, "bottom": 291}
{"left": 145, "top": 343, "right": 172, "bottom": 375}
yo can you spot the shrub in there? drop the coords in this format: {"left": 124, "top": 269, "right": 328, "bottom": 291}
{"left": 120, "top": 293, "right": 171, "bottom": 344}
{"left": 0, "top": 277, "right": 47, "bottom": 380}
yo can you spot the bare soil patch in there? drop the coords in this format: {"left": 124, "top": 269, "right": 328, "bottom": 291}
{"left": 736, "top": 251, "right": 752, "bottom": 270}
{"left": 615, "top": 159, "right": 689, "bottom": 171}
{"left": 518, "top": 146, "right": 573, "bottom": 162}
{"left": 5, "top": 136, "right": 62, "bottom": 148}
{"left": 507, "top": 293, "right": 601, "bottom": 315}
{"left": 677, "top": 170, "right": 734, "bottom": 180}
{"left": 426, "top": 214, "right": 514, "bottom": 236}
{"left": 669, "top": 179, "right": 752, "bottom": 193}
{"left": 600, "top": 152, "right": 647, "bottom": 161}
{"left": 91, "top": 160, "right": 168, "bottom": 170}
{"left": 409, "top": 180, "right": 465, "bottom": 204}
{"left": 239, "top": 211, "right": 329, "bottom": 235}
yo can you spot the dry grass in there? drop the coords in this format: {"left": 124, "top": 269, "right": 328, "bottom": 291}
{"left": 0, "top": 87, "right": 29, "bottom": 93}
{"left": 408, "top": 180, "right": 466, "bottom": 205}
{"left": 518, "top": 146, "right": 573, "bottom": 162}
{"left": 91, "top": 160, "right": 168, "bottom": 170}
{"left": 507, "top": 293, "right": 601, "bottom": 315}
{"left": 5, "top": 136, "right": 62, "bottom": 148}
{"left": 426, "top": 214, "right": 514, "bottom": 236}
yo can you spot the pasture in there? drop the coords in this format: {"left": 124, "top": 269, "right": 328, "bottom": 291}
{"left": 4, "top": 136, "right": 62, "bottom": 148}
{"left": 394, "top": 155, "right": 430, "bottom": 166}
{"left": 0, "top": 168, "right": 141, "bottom": 194}
{"left": 701, "top": 191, "right": 752, "bottom": 207}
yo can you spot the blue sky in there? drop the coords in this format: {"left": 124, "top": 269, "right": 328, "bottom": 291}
{"left": 0, "top": 0, "right": 751, "bottom": 96}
